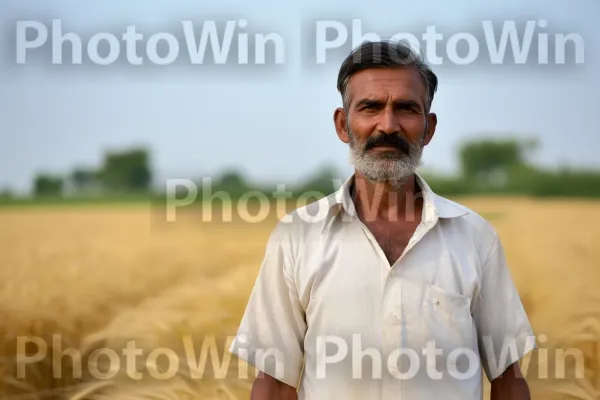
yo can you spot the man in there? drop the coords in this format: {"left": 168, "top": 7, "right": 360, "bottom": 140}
{"left": 229, "top": 40, "right": 536, "bottom": 399}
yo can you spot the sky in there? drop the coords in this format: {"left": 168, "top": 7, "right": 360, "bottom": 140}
{"left": 0, "top": 0, "right": 598, "bottom": 194}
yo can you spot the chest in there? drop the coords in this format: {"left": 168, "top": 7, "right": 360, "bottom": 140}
{"left": 298, "top": 220, "right": 481, "bottom": 317}
{"left": 300, "top": 224, "right": 482, "bottom": 362}
{"left": 361, "top": 219, "right": 421, "bottom": 266}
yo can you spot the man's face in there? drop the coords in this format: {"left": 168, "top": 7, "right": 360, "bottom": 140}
{"left": 334, "top": 67, "right": 437, "bottom": 183}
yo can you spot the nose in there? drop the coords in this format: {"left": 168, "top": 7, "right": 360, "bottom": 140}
{"left": 377, "top": 106, "right": 400, "bottom": 135}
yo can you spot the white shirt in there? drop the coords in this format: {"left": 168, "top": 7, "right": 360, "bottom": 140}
{"left": 229, "top": 173, "right": 536, "bottom": 399}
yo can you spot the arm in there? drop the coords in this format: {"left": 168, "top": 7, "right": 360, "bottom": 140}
{"left": 472, "top": 233, "right": 537, "bottom": 390}
{"left": 229, "top": 224, "right": 306, "bottom": 398}
{"left": 490, "top": 362, "right": 531, "bottom": 400}
{"left": 251, "top": 371, "right": 298, "bottom": 400}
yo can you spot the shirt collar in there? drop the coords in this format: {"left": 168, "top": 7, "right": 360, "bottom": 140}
{"left": 321, "top": 172, "right": 469, "bottom": 234}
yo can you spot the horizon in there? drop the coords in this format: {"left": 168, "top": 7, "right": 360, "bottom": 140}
{"left": 1, "top": 0, "right": 598, "bottom": 195}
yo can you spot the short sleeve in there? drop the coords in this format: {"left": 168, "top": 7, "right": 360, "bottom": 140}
{"left": 472, "top": 233, "right": 537, "bottom": 381}
{"left": 228, "top": 225, "right": 306, "bottom": 388}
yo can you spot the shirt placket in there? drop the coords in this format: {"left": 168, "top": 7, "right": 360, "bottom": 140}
{"left": 358, "top": 215, "right": 438, "bottom": 399}
{"left": 382, "top": 274, "right": 404, "bottom": 399}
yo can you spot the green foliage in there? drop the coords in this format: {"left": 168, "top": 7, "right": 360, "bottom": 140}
{"left": 0, "top": 187, "right": 14, "bottom": 199}
{"left": 198, "top": 169, "right": 253, "bottom": 200}
{"left": 98, "top": 148, "right": 152, "bottom": 193}
{"left": 33, "top": 174, "right": 63, "bottom": 197}
{"left": 295, "top": 164, "right": 340, "bottom": 198}
{"left": 28, "top": 148, "right": 153, "bottom": 202}
{"left": 526, "top": 169, "right": 600, "bottom": 197}
{"left": 458, "top": 137, "right": 538, "bottom": 182}
{"left": 420, "top": 174, "right": 477, "bottom": 196}
{"left": 217, "top": 170, "right": 247, "bottom": 188}
{"left": 13, "top": 137, "right": 600, "bottom": 207}
{"left": 71, "top": 167, "right": 97, "bottom": 189}
{"left": 426, "top": 137, "right": 600, "bottom": 198}
{"left": 69, "top": 166, "right": 101, "bottom": 196}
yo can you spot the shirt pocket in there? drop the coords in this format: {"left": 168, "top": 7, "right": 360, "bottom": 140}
{"left": 420, "top": 282, "right": 475, "bottom": 354}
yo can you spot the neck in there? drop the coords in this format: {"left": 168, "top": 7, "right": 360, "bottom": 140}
{"left": 351, "top": 171, "right": 423, "bottom": 223}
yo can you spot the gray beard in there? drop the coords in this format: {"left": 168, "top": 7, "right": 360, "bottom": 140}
{"left": 348, "top": 129, "right": 424, "bottom": 185}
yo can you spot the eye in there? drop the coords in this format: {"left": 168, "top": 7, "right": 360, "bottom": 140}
{"left": 361, "top": 103, "right": 378, "bottom": 111}
{"left": 398, "top": 106, "right": 420, "bottom": 114}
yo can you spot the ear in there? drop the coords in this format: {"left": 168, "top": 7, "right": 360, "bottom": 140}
{"left": 334, "top": 107, "right": 349, "bottom": 144}
{"left": 423, "top": 112, "right": 437, "bottom": 146}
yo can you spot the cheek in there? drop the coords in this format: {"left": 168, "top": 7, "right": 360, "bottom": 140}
{"left": 348, "top": 118, "right": 375, "bottom": 139}
{"left": 399, "top": 117, "right": 427, "bottom": 137}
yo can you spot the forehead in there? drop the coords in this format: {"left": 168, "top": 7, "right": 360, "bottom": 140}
{"left": 346, "top": 67, "right": 427, "bottom": 104}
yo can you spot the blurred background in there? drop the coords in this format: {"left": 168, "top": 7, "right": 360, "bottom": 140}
{"left": 1, "top": 0, "right": 599, "bottom": 399}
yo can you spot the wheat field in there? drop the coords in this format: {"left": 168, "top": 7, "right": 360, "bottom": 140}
{"left": 1, "top": 197, "right": 599, "bottom": 399}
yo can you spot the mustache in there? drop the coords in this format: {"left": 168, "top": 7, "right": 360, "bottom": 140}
{"left": 364, "top": 134, "right": 410, "bottom": 153}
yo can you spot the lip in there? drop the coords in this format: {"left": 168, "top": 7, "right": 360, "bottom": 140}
{"left": 370, "top": 145, "right": 400, "bottom": 150}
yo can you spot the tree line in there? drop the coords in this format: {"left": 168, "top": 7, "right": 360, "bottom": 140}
{"left": 426, "top": 137, "right": 600, "bottom": 197}
{"left": 28, "top": 148, "right": 152, "bottom": 198}
{"left": 3, "top": 136, "right": 600, "bottom": 202}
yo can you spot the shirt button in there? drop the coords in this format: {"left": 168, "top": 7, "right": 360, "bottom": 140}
{"left": 386, "top": 313, "right": 399, "bottom": 324}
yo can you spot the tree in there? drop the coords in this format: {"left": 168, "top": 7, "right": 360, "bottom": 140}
{"left": 70, "top": 167, "right": 99, "bottom": 194}
{"left": 296, "top": 164, "right": 341, "bottom": 197}
{"left": 211, "top": 169, "right": 251, "bottom": 199}
{"left": 33, "top": 174, "right": 63, "bottom": 197}
{"left": 99, "top": 148, "right": 152, "bottom": 192}
{"left": 216, "top": 170, "right": 248, "bottom": 189}
{"left": 0, "top": 187, "right": 14, "bottom": 199}
{"left": 458, "top": 137, "right": 538, "bottom": 185}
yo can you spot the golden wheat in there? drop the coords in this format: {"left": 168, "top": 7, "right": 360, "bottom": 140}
{"left": 0, "top": 198, "right": 599, "bottom": 399}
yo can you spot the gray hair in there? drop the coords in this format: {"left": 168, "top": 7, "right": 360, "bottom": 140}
{"left": 336, "top": 39, "right": 438, "bottom": 113}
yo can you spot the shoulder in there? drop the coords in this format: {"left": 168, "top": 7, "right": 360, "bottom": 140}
{"left": 438, "top": 195, "right": 495, "bottom": 230}
{"left": 269, "top": 192, "right": 338, "bottom": 257}
{"left": 433, "top": 193, "right": 500, "bottom": 262}
{"left": 274, "top": 192, "right": 337, "bottom": 237}
{"left": 419, "top": 172, "right": 498, "bottom": 245}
